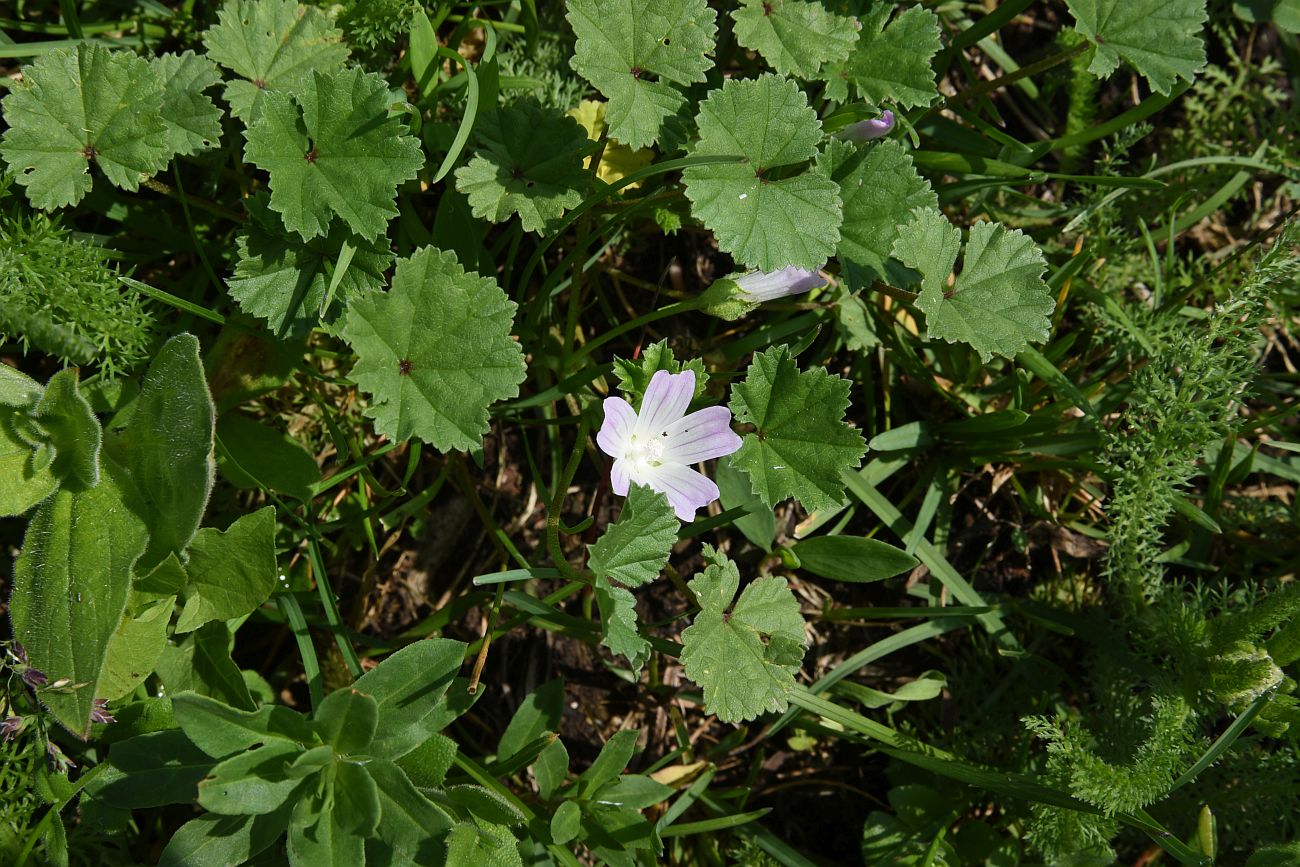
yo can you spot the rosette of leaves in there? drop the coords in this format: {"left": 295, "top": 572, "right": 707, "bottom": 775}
{"left": 891, "top": 208, "right": 1055, "bottom": 362}
{"left": 243, "top": 66, "right": 423, "bottom": 242}
{"left": 84, "top": 640, "right": 529, "bottom": 866}
{"left": 454, "top": 99, "right": 592, "bottom": 234}
{"left": 202, "top": 0, "right": 350, "bottom": 120}
{"left": 566, "top": 0, "right": 718, "bottom": 149}
{"left": 342, "top": 247, "right": 528, "bottom": 452}
{"left": 682, "top": 74, "right": 842, "bottom": 271}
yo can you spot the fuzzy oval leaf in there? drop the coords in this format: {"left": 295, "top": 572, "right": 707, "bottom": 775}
{"left": 454, "top": 99, "right": 591, "bottom": 235}
{"left": 892, "top": 209, "right": 1055, "bottom": 362}
{"left": 350, "top": 638, "right": 467, "bottom": 759}
{"left": 172, "top": 691, "right": 317, "bottom": 759}
{"left": 342, "top": 247, "right": 526, "bottom": 452}
{"left": 314, "top": 688, "right": 379, "bottom": 754}
{"left": 99, "top": 595, "right": 175, "bottom": 701}
{"left": 680, "top": 547, "right": 806, "bottom": 722}
{"left": 216, "top": 413, "right": 320, "bottom": 501}
{"left": 104, "top": 333, "right": 215, "bottom": 573}
{"left": 33, "top": 368, "right": 101, "bottom": 491}
{"left": 243, "top": 67, "right": 424, "bottom": 241}
{"left": 732, "top": 0, "right": 858, "bottom": 79}
{"left": 1068, "top": 0, "right": 1208, "bottom": 95}
{"left": 728, "top": 345, "right": 867, "bottom": 512}
{"left": 566, "top": 0, "right": 718, "bottom": 149}
{"left": 202, "top": 0, "right": 350, "bottom": 120}
{"left": 683, "top": 74, "right": 841, "bottom": 271}
{"left": 198, "top": 740, "right": 304, "bottom": 815}
{"left": 10, "top": 479, "right": 148, "bottom": 736}
{"left": 791, "top": 535, "right": 918, "bottom": 584}
{"left": 0, "top": 43, "right": 169, "bottom": 210}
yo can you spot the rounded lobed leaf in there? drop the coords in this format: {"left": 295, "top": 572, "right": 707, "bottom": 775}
{"left": 342, "top": 247, "right": 527, "bottom": 452}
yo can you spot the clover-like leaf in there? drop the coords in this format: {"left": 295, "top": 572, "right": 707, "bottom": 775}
{"left": 682, "top": 74, "right": 841, "bottom": 271}
{"left": 566, "top": 0, "right": 718, "bottom": 149}
{"left": 153, "top": 51, "right": 223, "bottom": 157}
{"left": 589, "top": 484, "right": 678, "bottom": 589}
{"left": 680, "top": 546, "right": 806, "bottom": 722}
{"left": 1068, "top": 0, "right": 1208, "bottom": 95}
{"left": 846, "top": 4, "right": 941, "bottom": 109}
{"left": 244, "top": 67, "right": 423, "bottom": 241}
{"left": 0, "top": 43, "right": 169, "bottom": 210}
{"left": 342, "top": 247, "right": 527, "bottom": 452}
{"left": 732, "top": 0, "right": 859, "bottom": 79}
{"left": 891, "top": 209, "right": 1054, "bottom": 362}
{"left": 821, "top": 138, "right": 937, "bottom": 283}
{"left": 228, "top": 193, "right": 393, "bottom": 338}
{"left": 454, "top": 100, "right": 591, "bottom": 235}
{"left": 728, "top": 345, "right": 866, "bottom": 512}
{"left": 202, "top": 0, "right": 350, "bottom": 120}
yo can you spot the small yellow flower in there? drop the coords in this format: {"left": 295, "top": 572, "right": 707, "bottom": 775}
{"left": 566, "top": 100, "right": 654, "bottom": 189}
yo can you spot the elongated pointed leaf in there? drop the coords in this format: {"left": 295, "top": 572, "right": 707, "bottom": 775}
{"left": 10, "top": 478, "right": 148, "bottom": 736}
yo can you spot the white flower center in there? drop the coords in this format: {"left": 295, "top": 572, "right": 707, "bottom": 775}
{"left": 626, "top": 433, "right": 666, "bottom": 470}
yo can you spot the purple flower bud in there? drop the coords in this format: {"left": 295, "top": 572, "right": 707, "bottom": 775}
{"left": 837, "top": 110, "right": 895, "bottom": 142}
{"left": 733, "top": 266, "right": 828, "bottom": 303}
{"left": 46, "top": 740, "right": 76, "bottom": 774}
{"left": 21, "top": 667, "right": 48, "bottom": 688}
{"left": 90, "top": 699, "right": 115, "bottom": 725}
{"left": 1, "top": 717, "right": 23, "bottom": 741}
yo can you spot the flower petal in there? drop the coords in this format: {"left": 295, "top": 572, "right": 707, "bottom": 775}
{"left": 643, "top": 463, "right": 720, "bottom": 522}
{"left": 597, "top": 396, "right": 637, "bottom": 458}
{"left": 637, "top": 369, "right": 695, "bottom": 435}
{"left": 661, "top": 406, "right": 742, "bottom": 464}
{"left": 734, "top": 266, "right": 828, "bottom": 303}
{"left": 610, "top": 458, "right": 631, "bottom": 496}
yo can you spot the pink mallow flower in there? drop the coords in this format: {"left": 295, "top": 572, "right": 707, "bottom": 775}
{"left": 597, "top": 369, "right": 742, "bottom": 521}
{"left": 836, "top": 110, "right": 895, "bottom": 142}
{"left": 733, "top": 266, "right": 828, "bottom": 303}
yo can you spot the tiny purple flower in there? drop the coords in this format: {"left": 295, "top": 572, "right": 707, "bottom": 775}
{"left": 21, "top": 667, "right": 48, "bottom": 689}
{"left": 733, "top": 266, "right": 828, "bottom": 304}
{"left": 1, "top": 716, "right": 23, "bottom": 741}
{"left": 837, "top": 110, "right": 895, "bottom": 142}
{"left": 90, "top": 699, "right": 115, "bottom": 725}
{"left": 596, "top": 369, "right": 742, "bottom": 521}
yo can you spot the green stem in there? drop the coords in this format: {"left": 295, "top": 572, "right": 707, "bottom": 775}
{"left": 947, "top": 40, "right": 1089, "bottom": 107}
{"left": 276, "top": 593, "right": 323, "bottom": 709}
{"left": 571, "top": 300, "right": 697, "bottom": 362}
{"left": 546, "top": 415, "right": 592, "bottom": 580}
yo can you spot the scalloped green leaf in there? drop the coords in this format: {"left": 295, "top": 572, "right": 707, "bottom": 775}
{"left": 732, "top": 0, "right": 859, "bottom": 79}
{"left": 228, "top": 193, "right": 393, "bottom": 338}
{"left": 611, "top": 340, "right": 708, "bottom": 407}
{"left": 342, "top": 247, "right": 527, "bottom": 452}
{"left": 0, "top": 43, "right": 170, "bottom": 210}
{"left": 1068, "top": 0, "right": 1208, "bottom": 94}
{"left": 727, "top": 345, "right": 867, "bottom": 512}
{"left": 846, "top": 4, "right": 941, "bottom": 109}
{"left": 821, "top": 137, "right": 937, "bottom": 284}
{"left": 454, "top": 99, "right": 591, "bottom": 234}
{"left": 202, "top": 0, "right": 350, "bottom": 120}
{"left": 153, "top": 51, "right": 224, "bottom": 157}
{"left": 891, "top": 209, "right": 1055, "bottom": 362}
{"left": 589, "top": 484, "right": 679, "bottom": 588}
{"left": 243, "top": 67, "right": 423, "bottom": 241}
{"left": 682, "top": 74, "right": 841, "bottom": 271}
{"left": 679, "top": 546, "right": 806, "bottom": 722}
{"left": 566, "top": 0, "right": 718, "bottom": 149}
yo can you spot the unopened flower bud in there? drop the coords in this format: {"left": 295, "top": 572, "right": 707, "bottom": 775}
{"left": 836, "top": 110, "right": 895, "bottom": 142}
